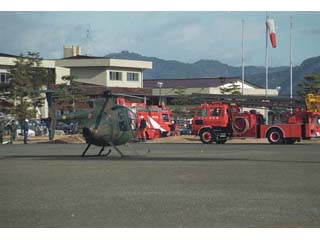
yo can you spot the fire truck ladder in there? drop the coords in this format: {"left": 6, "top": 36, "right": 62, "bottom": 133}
{"left": 191, "top": 93, "right": 305, "bottom": 109}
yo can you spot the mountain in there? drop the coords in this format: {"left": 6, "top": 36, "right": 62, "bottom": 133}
{"left": 105, "top": 51, "right": 320, "bottom": 96}
{"left": 246, "top": 56, "right": 320, "bottom": 96}
{"left": 105, "top": 51, "right": 240, "bottom": 78}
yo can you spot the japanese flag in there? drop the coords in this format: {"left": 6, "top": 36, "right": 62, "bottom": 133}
{"left": 266, "top": 18, "right": 277, "bottom": 48}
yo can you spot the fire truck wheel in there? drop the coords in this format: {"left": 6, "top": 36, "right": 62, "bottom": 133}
{"left": 216, "top": 140, "right": 227, "bottom": 144}
{"left": 267, "top": 128, "right": 284, "bottom": 144}
{"left": 200, "top": 129, "right": 213, "bottom": 144}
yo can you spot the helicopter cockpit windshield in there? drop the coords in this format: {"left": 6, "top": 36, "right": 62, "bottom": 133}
{"left": 127, "top": 108, "right": 137, "bottom": 131}
{"left": 112, "top": 105, "right": 138, "bottom": 132}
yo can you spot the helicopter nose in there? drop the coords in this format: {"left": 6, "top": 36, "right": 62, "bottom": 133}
{"left": 83, "top": 127, "right": 91, "bottom": 137}
{"left": 83, "top": 127, "right": 97, "bottom": 136}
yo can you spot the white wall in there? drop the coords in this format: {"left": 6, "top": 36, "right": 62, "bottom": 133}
{"left": 106, "top": 68, "right": 142, "bottom": 88}
{"left": 55, "top": 66, "right": 70, "bottom": 85}
{"left": 70, "top": 67, "right": 107, "bottom": 86}
{"left": 152, "top": 87, "right": 279, "bottom": 96}
{"left": 221, "top": 80, "right": 255, "bottom": 89}
{"left": 67, "top": 66, "right": 143, "bottom": 88}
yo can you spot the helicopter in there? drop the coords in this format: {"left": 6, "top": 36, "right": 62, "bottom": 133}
{"left": 58, "top": 90, "right": 143, "bottom": 157}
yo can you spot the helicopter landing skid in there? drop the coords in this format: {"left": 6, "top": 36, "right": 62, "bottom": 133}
{"left": 98, "top": 147, "right": 112, "bottom": 157}
{"left": 108, "top": 142, "right": 124, "bottom": 157}
{"left": 81, "top": 144, "right": 113, "bottom": 157}
{"left": 81, "top": 143, "right": 92, "bottom": 157}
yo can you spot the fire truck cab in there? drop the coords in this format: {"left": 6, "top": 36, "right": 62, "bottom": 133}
{"left": 192, "top": 102, "right": 232, "bottom": 144}
{"left": 191, "top": 102, "right": 263, "bottom": 144}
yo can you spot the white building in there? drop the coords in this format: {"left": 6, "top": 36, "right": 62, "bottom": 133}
{"left": 0, "top": 53, "right": 70, "bottom": 118}
{"left": 0, "top": 47, "right": 153, "bottom": 118}
{"left": 0, "top": 53, "right": 70, "bottom": 85}
{"left": 55, "top": 46, "right": 152, "bottom": 88}
{"left": 144, "top": 77, "right": 279, "bottom": 100}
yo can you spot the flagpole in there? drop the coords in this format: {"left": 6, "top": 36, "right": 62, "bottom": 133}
{"left": 290, "top": 16, "right": 293, "bottom": 99}
{"left": 241, "top": 19, "right": 245, "bottom": 96}
{"left": 265, "top": 12, "right": 269, "bottom": 124}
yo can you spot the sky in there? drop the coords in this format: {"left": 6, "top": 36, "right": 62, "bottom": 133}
{"left": 0, "top": 11, "right": 320, "bottom": 67}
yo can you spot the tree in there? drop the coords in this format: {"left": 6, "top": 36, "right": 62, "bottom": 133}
{"left": 54, "top": 75, "right": 88, "bottom": 113}
{"left": 171, "top": 86, "right": 192, "bottom": 118}
{"left": 297, "top": 74, "right": 320, "bottom": 97}
{"left": 172, "top": 86, "right": 190, "bottom": 105}
{"left": 219, "top": 82, "right": 241, "bottom": 95}
{"left": 9, "top": 52, "right": 55, "bottom": 120}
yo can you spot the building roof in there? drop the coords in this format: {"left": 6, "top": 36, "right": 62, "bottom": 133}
{"left": 62, "top": 55, "right": 106, "bottom": 60}
{"left": 0, "top": 53, "right": 19, "bottom": 58}
{"left": 0, "top": 53, "right": 56, "bottom": 68}
{"left": 144, "top": 77, "right": 262, "bottom": 89}
{"left": 56, "top": 56, "right": 152, "bottom": 69}
{"left": 58, "top": 82, "right": 152, "bottom": 96}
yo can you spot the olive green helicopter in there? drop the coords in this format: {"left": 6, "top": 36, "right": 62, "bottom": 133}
{"left": 59, "top": 90, "right": 142, "bottom": 157}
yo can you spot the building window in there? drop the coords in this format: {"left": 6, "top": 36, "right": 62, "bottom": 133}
{"left": 109, "top": 71, "right": 122, "bottom": 81}
{"left": 127, "top": 72, "right": 139, "bottom": 81}
{"left": 0, "top": 73, "right": 9, "bottom": 84}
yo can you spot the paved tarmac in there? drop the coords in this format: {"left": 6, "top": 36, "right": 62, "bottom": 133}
{"left": 0, "top": 143, "right": 320, "bottom": 227}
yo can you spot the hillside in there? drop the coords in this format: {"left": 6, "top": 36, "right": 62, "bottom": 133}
{"left": 105, "top": 51, "right": 320, "bottom": 96}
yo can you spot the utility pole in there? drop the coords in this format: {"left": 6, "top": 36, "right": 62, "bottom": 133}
{"left": 157, "top": 81, "right": 163, "bottom": 106}
{"left": 265, "top": 13, "right": 269, "bottom": 98}
{"left": 241, "top": 19, "right": 245, "bottom": 96}
{"left": 289, "top": 16, "right": 294, "bottom": 114}
{"left": 265, "top": 12, "right": 269, "bottom": 124}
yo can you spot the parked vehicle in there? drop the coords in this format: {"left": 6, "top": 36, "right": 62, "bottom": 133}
{"left": 192, "top": 94, "right": 320, "bottom": 144}
{"left": 176, "top": 118, "right": 192, "bottom": 135}
{"left": 56, "top": 121, "right": 77, "bottom": 134}
{"left": 116, "top": 98, "right": 174, "bottom": 140}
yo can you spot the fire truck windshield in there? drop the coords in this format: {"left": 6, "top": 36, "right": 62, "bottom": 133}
{"left": 312, "top": 115, "right": 320, "bottom": 125}
{"left": 162, "top": 114, "right": 169, "bottom": 122}
{"left": 196, "top": 108, "right": 207, "bottom": 117}
{"left": 210, "top": 108, "right": 222, "bottom": 116}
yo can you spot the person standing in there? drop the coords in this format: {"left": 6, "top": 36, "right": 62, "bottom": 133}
{"left": 8, "top": 120, "right": 17, "bottom": 144}
{"left": 46, "top": 117, "right": 52, "bottom": 140}
{"left": 139, "top": 116, "right": 147, "bottom": 142}
{"left": 169, "top": 120, "right": 176, "bottom": 136}
{"left": 22, "top": 119, "right": 29, "bottom": 144}
{"left": 0, "top": 125, "right": 3, "bottom": 144}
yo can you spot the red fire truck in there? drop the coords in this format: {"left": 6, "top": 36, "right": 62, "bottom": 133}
{"left": 116, "top": 98, "right": 173, "bottom": 139}
{"left": 192, "top": 94, "right": 320, "bottom": 144}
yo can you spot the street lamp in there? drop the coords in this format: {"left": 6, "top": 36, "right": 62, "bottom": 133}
{"left": 276, "top": 86, "right": 281, "bottom": 95}
{"left": 157, "top": 81, "right": 163, "bottom": 105}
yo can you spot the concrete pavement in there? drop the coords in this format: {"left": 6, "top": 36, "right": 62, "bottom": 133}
{"left": 0, "top": 143, "right": 320, "bottom": 227}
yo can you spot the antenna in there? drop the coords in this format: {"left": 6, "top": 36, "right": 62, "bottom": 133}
{"left": 86, "top": 28, "right": 91, "bottom": 56}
